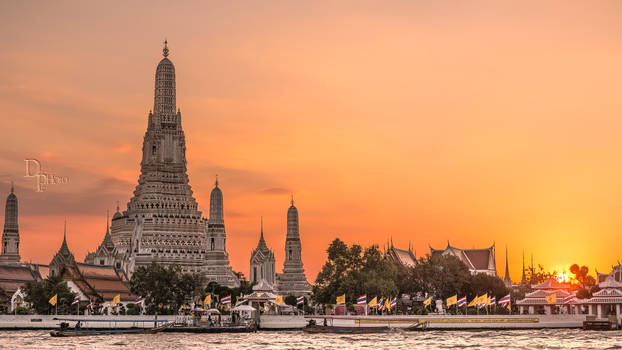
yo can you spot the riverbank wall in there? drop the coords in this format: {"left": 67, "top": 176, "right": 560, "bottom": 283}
{"left": 0, "top": 314, "right": 587, "bottom": 330}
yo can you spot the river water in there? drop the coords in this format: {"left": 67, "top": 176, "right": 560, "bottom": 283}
{"left": 0, "top": 329, "right": 620, "bottom": 349}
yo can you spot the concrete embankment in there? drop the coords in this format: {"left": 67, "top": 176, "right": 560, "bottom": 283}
{"left": 302, "top": 315, "right": 586, "bottom": 330}
{"left": 0, "top": 315, "right": 178, "bottom": 330}
{"left": 0, "top": 314, "right": 586, "bottom": 330}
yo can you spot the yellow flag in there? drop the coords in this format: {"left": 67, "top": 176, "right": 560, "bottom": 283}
{"left": 336, "top": 294, "right": 345, "bottom": 305}
{"left": 545, "top": 293, "right": 557, "bottom": 304}
{"left": 384, "top": 297, "right": 391, "bottom": 310}
{"left": 112, "top": 294, "right": 120, "bottom": 305}
{"left": 49, "top": 294, "right": 57, "bottom": 306}
{"left": 368, "top": 296, "right": 377, "bottom": 308}
{"left": 275, "top": 295, "right": 283, "bottom": 305}
{"left": 204, "top": 295, "right": 211, "bottom": 306}
{"left": 468, "top": 296, "right": 477, "bottom": 307}
{"left": 446, "top": 295, "right": 457, "bottom": 307}
{"left": 479, "top": 293, "right": 488, "bottom": 306}
{"left": 423, "top": 297, "right": 431, "bottom": 307}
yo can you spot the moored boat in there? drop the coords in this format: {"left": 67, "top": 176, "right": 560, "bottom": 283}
{"left": 49, "top": 318, "right": 172, "bottom": 337}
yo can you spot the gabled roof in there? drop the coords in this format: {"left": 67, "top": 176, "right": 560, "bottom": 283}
{"left": 430, "top": 242, "right": 495, "bottom": 272}
{"left": 598, "top": 275, "right": 622, "bottom": 289}
{"left": 533, "top": 278, "right": 571, "bottom": 290}
{"left": 60, "top": 262, "right": 133, "bottom": 302}
{"left": 0, "top": 265, "right": 41, "bottom": 295}
{"left": 387, "top": 247, "right": 417, "bottom": 267}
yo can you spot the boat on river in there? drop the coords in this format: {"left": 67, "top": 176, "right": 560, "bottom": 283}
{"left": 49, "top": 317, "right": 172, "bottom": 337}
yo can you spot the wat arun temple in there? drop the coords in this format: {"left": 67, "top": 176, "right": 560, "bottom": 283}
{"left": 46, "top": 42, "right": 311, "bottom": 293}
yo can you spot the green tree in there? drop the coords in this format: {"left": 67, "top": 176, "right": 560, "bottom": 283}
{"left": 313, "top": 240, "right": 399, "bottom": 305}
{"left": 23, "top": 275, "right": 76, "bottom": 314}
{"left": 405, "top": 254, "right": 472, "bottom": 300}
{"left": 130, "top": 263, "right": 186, "bottom": 314}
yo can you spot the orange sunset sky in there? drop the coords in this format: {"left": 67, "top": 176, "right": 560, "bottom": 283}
{"left": 1, "top": 1, "right": 622, "bottom": 283}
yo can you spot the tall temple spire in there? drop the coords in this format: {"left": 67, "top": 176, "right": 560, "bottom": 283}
{"left": 260, "top": 216, "right": 264, "bottom": 241}
{"left": 278, "top": 196, "right": 311, "bottom": 295}
{"left": 1, "top": 182, "right": 20, "bottom": 263}
{"left": 521, "top": 250, "right": 527, "bottom": 284}
{"left": 503, "top": 245, "right": 511, "bottom": 288}
{"left": 106, "top": 210, "right": 110, "bottom": 234}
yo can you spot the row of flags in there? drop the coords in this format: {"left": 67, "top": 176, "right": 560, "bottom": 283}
{"left": 336, "top": 294, "right": 399, "bottom": 311}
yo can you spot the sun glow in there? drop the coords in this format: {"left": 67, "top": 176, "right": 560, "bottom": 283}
{"left": 556, "top": 272, "right": 569, "bottom": 283}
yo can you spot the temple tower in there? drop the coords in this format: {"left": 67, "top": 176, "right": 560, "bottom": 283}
{"left": 276, "top": 196, "right": 311, "bottom": 295}
{"left": 0, "top": 183, "right": 20, "bottom": 263}
{"left": 109, "top": 42, "right": 238, "bottom": 287}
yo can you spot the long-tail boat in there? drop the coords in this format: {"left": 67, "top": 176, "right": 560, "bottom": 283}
{"left": 49, "top": 318, "right": 172, "bottom": 337}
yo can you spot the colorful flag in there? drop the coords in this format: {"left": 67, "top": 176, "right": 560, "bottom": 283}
{"left": 87, "top": 301, "right": 93, "bottom": 311}
{"left": 467, "top": 296, "right": 477, "bottom": 307}
{"left": 446, "top": 295, "right": 457, "bottom": 307}
{"left": 489, "top": 296, "right": 496, "bottom": 306}
{"left": 297, "top": 296, "right": 305, "bottom": 305}
{"left": 563, "top": 295, "right": 574, "bottom": 305}
{"left": 498, "top": 294, "right": 511, "bottom": 305}
{"left": 457, "top": 296, "right": 467, "bottom": 307}
{"left": 112, "top": 294, "right": 120, "bottom": 305}
{"left": 49, "top": 294, "right": 57, "bottom": 306}
{"left": 357, "top": 295, "right": 367, "bottom": 305}
{"left": 368, "top": 296, "right": 378, "bottom": 308}
{"left": 423, "top": 297, "right": 431, "bottom": 307}
{"left": 384, "top": 297, "right": 391, "bottom": 310}
{"left": 135, "top": 297, "right": 144, "bottom": 305}
{"left": 545, "top": 293, "right": 557, "bottom": 304}
{"left": 204, "top": 295, "right": 211, "bottom": 306}
{"left": 390, "top": 297, "right": 397, "bottom": 309}
{"left": 376, "top": 297, "right": 384, "bottom": 310}
{"left": 336, "top": 294, "right": 346, "bottom": 305}
{"left": 71, "top": 296, "right": 80, "bottom": 306}
{"left": 221, "top": 295, "right": 232, "bottom": 305}
{"left": 274, "top": 295, "right": 283, "bottom": 305}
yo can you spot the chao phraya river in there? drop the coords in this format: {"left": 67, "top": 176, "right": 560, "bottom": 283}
{"left": 0, "top": 329, "right": 620, "bottom": 349}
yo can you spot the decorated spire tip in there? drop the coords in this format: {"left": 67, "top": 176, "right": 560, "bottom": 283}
{"left": 163, "top": 39, "right": 169, "bottom": 58}
{"left": 10, "top": 180, "right": 14, "bottom": 193}
{"left": 215, "top": 174, "right": 219, "bottom": 187}
{"left": 116, "top": 201, "right": 120, "bottom": 212}
{"left": 290, "top": 194, "right": 294, "bottom": 206}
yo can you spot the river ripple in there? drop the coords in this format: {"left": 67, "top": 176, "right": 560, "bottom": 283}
{"left": 0, "top": 329, "right": 621, "bottom": 349}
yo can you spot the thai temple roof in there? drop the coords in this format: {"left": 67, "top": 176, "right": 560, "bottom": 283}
{"left": 0, "top": 265, "right": 41, "bottom": 296}
{"left": 430, "top": 242, "right": 496, "bottom": 272}
{"left": 532, "top": 278, "right": 571, "bottom": 290}
{"left": 60, "top": 262, "right": 133, "bottom": 301}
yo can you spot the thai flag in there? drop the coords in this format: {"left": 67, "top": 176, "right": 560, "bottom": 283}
{"left": 390, "top": 297, "right": 397, "bottom": 309}
{"left": 221, "top": 295, "right": 231, "bottom": 304}
{"left": 135, "top": 297, "right": 144, "bottom": 305}
{"left": 563, "top": 295, "right": 574, "bottom": 305}
{"left": 490, "top": 296, "right": 496, "bottom": 306}
{"left": 457, "top": 296, "right": 467, "bottom": 307}
{"left": 297, "top": 296, "right": 305, "bottom": 305}
{"left": 498, "top": 294, "right": 511, "bottom": 305}
{"left": 357, "top": 295, "right": 367, "bottom": 305}
{"left": 71, "top": 296, "right": 80, "bottom": 306}
{"left": 377, "top": 297, "right": 384, "bottom": 310}
{"left": 87, "top": 301, "right": 93, "bottom": 310}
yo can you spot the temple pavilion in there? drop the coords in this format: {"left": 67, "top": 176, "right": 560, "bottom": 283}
{"left": 582, "top": 275, "right": 622, "bottom": 320}
{"left": 517, "top": 278, "right": 579, "bottom": 315}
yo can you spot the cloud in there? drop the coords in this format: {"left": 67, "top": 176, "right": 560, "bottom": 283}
{"left": 259, "top": 187, "right": 291, "bottom": 196}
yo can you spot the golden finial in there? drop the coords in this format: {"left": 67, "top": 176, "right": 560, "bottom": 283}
{"left": 163, "top": 39, "right": 169, "bottom": 58}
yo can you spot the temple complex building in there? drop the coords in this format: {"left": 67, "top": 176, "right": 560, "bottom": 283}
{"left": 430, "top": 242, "right": 497, "bottom": 276}
{"left": 276, "top": 197, "right": 311, "bottom": 295}
{"left": 49, "top": 221, "right": 75, "bottom": 277}
{"left": 385, "top": 240, "right": 417, "bottom": 267}
{"left": 85, "top": 212, "right": 125, "bottom": 270}
{"left": 249, "top": 217, "right": 276, "bottom": 286}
